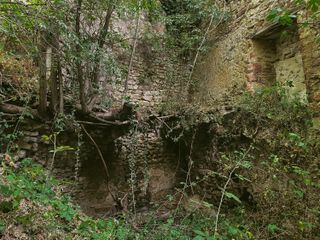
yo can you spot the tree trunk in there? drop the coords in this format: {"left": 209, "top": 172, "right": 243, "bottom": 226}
{"left": 50, "top": 50, "right": 58, "bottom": 113}
{"left": 38, "top": 33, "right": 52, "bottom": 117}
{"left": 50, "top": 35, "right": 63, "bottom": 114}
{"left": 75, "top": 0, "right": 89, "bottom": 114}
{"left": 58, "top": 60, "right": 64, "bottom": 114}
{"left": 91, "top": 4, "right": 114, "bottom": 88}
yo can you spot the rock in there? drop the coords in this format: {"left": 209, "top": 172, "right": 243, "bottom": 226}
{"left": 23, "top": 136, "right": 38, "bottom": 143}
{"left": 142, "top": 95, "right": 153, "bottom": 102}
{"left": 17, "top": 150, "right": 27, "bottom": 159}
{"left": 23, "top": 131, "right": 39, "bottom": 137}
{"left": 183, "top": 195, "right": 216, "bottom": 217}
{"left": 32, "top": 143, "right": 38, "bottom": 151}
{"left": 19, "top": 142, "right": 33, "bottom": 150}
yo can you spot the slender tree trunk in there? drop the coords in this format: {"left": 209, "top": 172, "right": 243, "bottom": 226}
{"left": 91, "top": 3, "right": 114, "bottom": 88}
{"left": 50, "top": 40, "right": 59, "bottom": 114}
{"left": 49, "top": 35, "right": 64, "bottom": 115}
{"left": 58, "top": 60, "right": 64, "bottom": 114}
{"left": 38, "top": 32, "right": 52, "bottom": 117}
{"left": 85, "top": 3, "right": 115, "bottom": 113}
{"left": 75, "top": 0, "right": 89, "bottom": 113}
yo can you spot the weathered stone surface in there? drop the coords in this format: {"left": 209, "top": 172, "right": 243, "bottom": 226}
{"left": 193, "top": 0, "right": 319, "bottom": 114}
{"left": 19, "top": 142, "right": 33, "bottom": 151}
{"left": 114, "top": 131, "right": 179, "bottom": 204}
{"left": 23, "top": 131, "right": 39, "bottom": 137}
{"left": 6, "top": 0, "right": 319, "bottom": 219}
{"left": 101, "top": 13, "right": 190, "bottom": 111}
{"left": 23, "top": 136, "right": 38, "bottom": 143}
{"left": 17, "top": 150, "right": 27, "bottom": 159}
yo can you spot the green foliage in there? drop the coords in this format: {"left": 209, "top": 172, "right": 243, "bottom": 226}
{"left": 267, "top": 223, "right": 280, "bottom": 234}
{"left": 241, "top": 82, "right": 312, "bottom": 133}
{"left": 0, "top": 158, "right": 133, "bottom": 239}
{"left": 297, "top": 0, "right": 320, "bottom": 12}
{"left": 161, "top": 0, "right": 226, "bottom": 58}
{"left": 0, "top": 117, "right": 15, "bottom": 151}
{"left": 267, "top": 8, "right": 296, "bottom": 26}
{"left": 267, "top": 0, "right": 320, "bottom": 25}
{"left": 0, "top": 157, "right": 255, "bottom": 239}
{"left": 267, "top": 0, "right": 320, "bottom": 41}
{"left": 1, "top": 159, "right": 55, "bottom": 206}
{"left": 0, "top": 220, "right": 5, "bottom": 234}
{"left": 158, "top": 81, "right": 319, "bottom": 239}
{"left": 0, "top": 105, "right": 33, "bottom": 153}
{"left": 224, "top": 191, "right": 241, "bottom": 204}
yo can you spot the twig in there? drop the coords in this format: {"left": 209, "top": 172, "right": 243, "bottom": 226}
{"left": 157, "top": 115, "right": 175, "bottom": 119}
{"left": 174, "top": 130, "right": 197, "bottom": 216}
{"left": 213, "top": 165, "right": 239, "bottom": 237}
{"left": 213, "top": 146, "right": 253, "bottom": 237}
{"left": 155, "top": 115, "right": 172, "bottom": 131}
{"left": 88, "top": 113, "right": 130, "bottom": 126}
{"left": 187, "top": 131, "right": 196, "bottom": 194}
{"left": 188, "top": 0, "right": 227, "bottom": 83}
{"left": 80, "top": 124, "right": 109, "bottom": 178}
{"left": 46, "top": 133, "right": 57, "bottom": 183}
{"left": 80, "top": 124, "right": 119, "bottom": 204}
{"left": 124, "top": 0, "right": 142, "bottom": 95}
{"left": 0, "top": 1, "right": 45, "bottom": 6}
{"left": 77, "top": 120, "right": 128, "bottom": 127}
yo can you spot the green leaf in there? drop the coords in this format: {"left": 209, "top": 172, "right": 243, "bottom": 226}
{"left": 293, "top": 189, "right": 304, "bottom": 198}
{"left": 225, "top": 191, "right": 242, "bottom": 204}
{"left": 0, "top": 184, "right": 11, "bottom": 196}
{"left": 193, "top": 236, "right": 205, "bottom": 240}
{"left": 267, "top": 224, "right": 280, "bottom": 234}
{"left": 0, "top": 220, "right": 6, "bottom": 234}
{"left": 193, "top": 229, "right": 207, "bottom": 237}
{"left": 227, "top": 225, "right": 240, "bottom": 236}
{"left": 235, "top": 174, "right": 251, "bottom": 182}
{"left": 41, "top": 135, "right": 51, "bottom": 142}
{"left": 55, "top": 146, "right": 75, "bottom": 153}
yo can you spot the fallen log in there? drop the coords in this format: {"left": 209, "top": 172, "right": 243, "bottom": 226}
{"left": 77, "top": 120, "right": 130, "bottom": 126}
{"left": 0, "top": 101, "right": 135, "bottom": 126}
{"left": 0, "top": 103, "right": 38, "bottom": 116}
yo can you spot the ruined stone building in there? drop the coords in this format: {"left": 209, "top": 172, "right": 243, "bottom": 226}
{"left": 105, "top": 0, "right": 320, "bottom": 118}
{"left": 195, "top": 0, "right": 320, "bottom": 118}
{"left": 17, "top": 0, "right": 320, "bottom": 216}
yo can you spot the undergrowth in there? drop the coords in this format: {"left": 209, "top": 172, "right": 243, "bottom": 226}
{"left": 0, "top": 158, "right": 253, "bottom": 240}
{"left": 157, "top": 82, "right": 320, "bottom": 239}
{"left": 0, "top": 158, "right": 131, "bottom": 239}
{"left": 0, "top": 83, "right": 319, "bottom": 240}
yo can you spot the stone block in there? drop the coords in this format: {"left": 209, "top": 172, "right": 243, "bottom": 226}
{"left": 19, "top": 142, "right": 33, "bottom": 150}
{"left": 23, "top": 131, "right": 39, "bottom": 137}
{"left": 23, "top": 136, "right": 38, "bottom": 143}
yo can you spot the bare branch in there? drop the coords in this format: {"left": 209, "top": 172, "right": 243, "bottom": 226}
{"left": 124, "top": 0, "right": 142, "bottom": 95}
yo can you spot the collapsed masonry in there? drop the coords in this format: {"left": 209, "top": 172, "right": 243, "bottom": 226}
{"left": 12, "top": 109, "right": 257, "bottom": 216}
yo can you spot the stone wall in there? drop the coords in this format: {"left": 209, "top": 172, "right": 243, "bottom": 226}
{"left": 193, "top": 0, "right": 319, "bottom": 116}
{"left": 115, "top": 131, "right": 179, "bottom": 202}
{"left": 297, "top": 13, "right": 320, "bottom": 115}
{"left": 101, "top": 14, "right": 189, "bottom": 112}
{"left": 9, "top": 119, "right": 181, "bottom": 216}
{"left": 72, "top": 127, "right": 182, "bottom": 216}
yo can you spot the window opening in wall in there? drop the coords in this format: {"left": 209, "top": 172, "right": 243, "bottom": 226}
{"left": 250, "top": 22, "right": 307, "bottom": 101}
